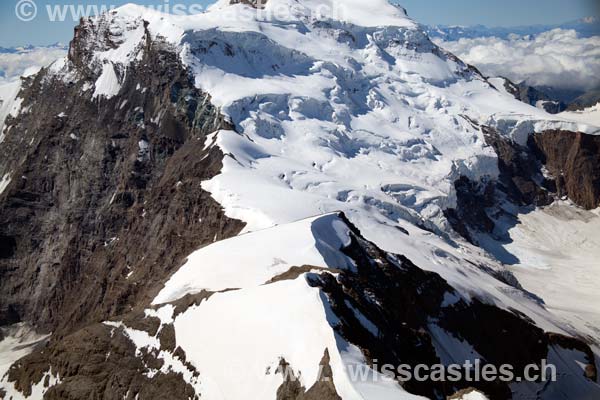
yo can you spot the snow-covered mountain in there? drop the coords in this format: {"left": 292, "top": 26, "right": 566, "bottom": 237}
{"left": 1, "top": 1, "right": 599, "bottom": 399}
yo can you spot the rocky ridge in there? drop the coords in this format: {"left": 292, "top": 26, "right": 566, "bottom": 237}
{"left": 0, "top": 13, "right": 243, "bottom": 335}
{"left": 0, "top": 1, "right": 599, "bottom": 399}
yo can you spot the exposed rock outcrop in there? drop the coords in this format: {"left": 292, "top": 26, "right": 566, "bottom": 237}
{"left": 495, "top": 77, "right": 566, "bottom": 114}
{"left": 276, "top": 350, "right": 342, "bottom": 400}
{"left": 530, "top": 130, "right": 600, "bottom": 210}
{"left": 566, "top": 88, "right": 600, "bottom": 111}
{"left": 0, "top": 18, "right": 244, "bottom": 335}
{"left": 444, "top": 121, "right": 553, "bottom": 244}
{"left": 446, "top": 119, "right": 600, "bottom": 244}
{"left": 5, "top": 316, "right": 200, "bottom": 399}
{"left": 308, "top": 214, "right": 597, "bottom": 400}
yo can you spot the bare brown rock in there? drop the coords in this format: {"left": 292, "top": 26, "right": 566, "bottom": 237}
{"left": 7, "top": 322, "right": 200, "bottom": 400}
{"left": 0, "top": 20, "right": 244, "bottom": 335}
{"left": 276, "top": 349, "right": 342, "bottom": 400}
{"left": 157, "top": 324, "right": 176, "bottom": 353}
{"left": 530, "top": 130, "right": 600, "bottom": 210}
{"left": 266, "top": 265, "right": 342, "bottom": 284}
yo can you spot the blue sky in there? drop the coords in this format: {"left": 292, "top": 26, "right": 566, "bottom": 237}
{"left": 1, "top": 0, "right": 598, "bottom": 47}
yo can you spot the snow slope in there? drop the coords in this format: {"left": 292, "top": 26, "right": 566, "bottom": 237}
{"left": 68, "top": 0, "right": 598, "bottom": 359}
{"left": 173, "top": 278, "right": 425, "bottom": 400}
{"left": 154, "top": 214, "right": 429, "bottom": 399}
{"left": 558, "top": 102, "right": 600, "bottom": 126}
{"left": 0, "top": 80, "right": 22, "bottom": 143}
{"left": 152, "top": 213, "right": 594, "bottom": 399}
{"left": 3, "top": 1, "right": 600, "bottom": 398}
{"left": 503, "top": 202, "right": 600, "bottom": 352}
{"left": 154, "top": 213, "right": 354, "bottom": 303}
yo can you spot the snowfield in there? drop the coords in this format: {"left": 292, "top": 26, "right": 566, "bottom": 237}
{"left": 172, "top": 277, "right": 426, "bottom": 400}
{"left": 558, "top": 103, "right": 600, "bottom": 127}
{"left": 503, "top": 202, "right": 600, "bottom": 353}
{"left": 2, "top": 0, "right": 600, "bottom": 398}
{"left": 150, "top": 213, "right": 599, "bottom": 399}
{"left": 154, "top": 213, "right": 354, "bottom": 302}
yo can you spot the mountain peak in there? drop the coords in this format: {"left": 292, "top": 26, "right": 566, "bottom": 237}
{"left": 2, "top": 2, "right": 600, "bottom": 399}
{"left": 206, "top": 0, "right": 416, "bottom": 28}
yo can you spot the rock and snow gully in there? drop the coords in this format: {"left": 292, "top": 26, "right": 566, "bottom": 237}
{"left": 0, "top": 0, "right": 599, "bottom": 399}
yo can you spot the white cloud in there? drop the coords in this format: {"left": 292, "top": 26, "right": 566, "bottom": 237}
{"left": 0, "top": 47, "right": 66, "bottom": 84}
{"left": 435, "top": 29, "right": 600, "bottom": 91}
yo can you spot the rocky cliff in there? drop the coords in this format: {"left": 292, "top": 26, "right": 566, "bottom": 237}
{"left": 5, "top": 214, "right": 598, "bottom": 400}
{"left": 0, "top": 16, "right": 243, "bottom": 335}
{"left": 1, "top": 2, "right": 600, "bottom": 399}
{"left": 531, "top": 130, "right": 600, "bottom": 209}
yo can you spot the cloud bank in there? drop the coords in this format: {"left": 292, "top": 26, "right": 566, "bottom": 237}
{"left": 0, "top": 47, "right": 66, "bottom": 84}
{"left": 435, "top": 29, "right": 600, "bottom": 91}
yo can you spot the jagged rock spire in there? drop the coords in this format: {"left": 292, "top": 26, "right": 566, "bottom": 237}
{"left": 229, "top": 0, "right": 268, "bottom": 9}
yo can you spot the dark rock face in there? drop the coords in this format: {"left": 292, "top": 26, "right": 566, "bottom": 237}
{"left": 443, "top": 177, "right": 496, "bottom": 244}
{"left": 530, "top": 130, "right": 600, "bottom": 210}
{"left": 309, "top": 215, "right": 597, "bottom": 400}
{"left": 566, "top": 88, "right": 600, "bottom": 111}
{"left": 496, "top": 77, "right": 566, "bottom": 114}
{"left": 229, "top": 0, "right": 268, "bottom": 9}
{"left": 482, "top": 126, "right": 553, "bottom": 208}
{"left": 0, "top": 18, "right": 243, "bottom": 335}
{"left": 444, "top": 122, "right": 553, "bottom": 244}
{"left": 445, "top": 119, "right": 600, "bottom": 245}
{"left": 4, "top": 290, "right": 218, "bottom": 399}
{"left": 6, "top": 318, "right": 200, "bottom": 400}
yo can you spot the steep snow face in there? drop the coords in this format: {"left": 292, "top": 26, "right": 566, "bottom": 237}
{"left": 92, "top": 63, "right": 122, "bottom": 99}
{"left": 178, "top": 1, "right": 596, "bottom": 235}
{"left": 152, "top": 214, "right": 593, "bottom": 399}
{"left": 172, "top": 277, "right": 425, "bottom": 400}
{"left": 80, "top": 0, "right": 600, "bottom": 336}
{"left": 153, "top": 214, "right": 428, "bottom": 399}
{"left": 0, "top": 80, "right": 22, "bottom": 143}
{"left": 154, "top": 213, "right": 354, "bottom": 303}
{"left": 181, "top": 3, "right": 500, "bottom": 235}
{"left": 60, "top": 2, "right": 598, "bottom": 238}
